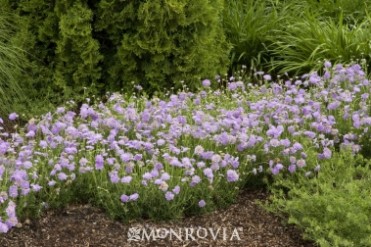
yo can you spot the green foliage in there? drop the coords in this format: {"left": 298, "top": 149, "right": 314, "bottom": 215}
{"left": 269, "top": 12, "right": 371, "bottom": 75}
{"left": 0, "top": 6, "right": 28, "bottom": 118}
{"left": 95, "top": 0, "right": 230, "bottom": 92}
{"left": 2, "top": 0, "right": 63, "bottom": 116}
{"left": 54, "top": 1, "right": 102, "bottom": 96}
{"left": 296, "top": 0, "right": 370, "bottom": 23}
{"left": 1, "top": 0, "right": 230, "bottom": 118}
{"left": 266, "top": 151, "right": 371, "bottom": 246}
{"left": 222, "top": 0, "right": 280, "bottom": 72}
{"left": 222, "top": 0, "right": 371, "bottom": 76}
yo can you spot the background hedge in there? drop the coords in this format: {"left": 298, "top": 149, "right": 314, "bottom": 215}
{"left": 0, "top": 0, "right": 230, "bottom": 116}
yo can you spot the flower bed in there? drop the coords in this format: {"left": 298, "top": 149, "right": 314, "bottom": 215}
{"left": 0, "top": 62, "right": 370, "bottom": 235}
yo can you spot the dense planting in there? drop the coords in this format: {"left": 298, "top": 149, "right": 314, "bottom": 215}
{"left": 0, "top": 63, "right": 370, "bottom": 239}
{"left": 0, "top": 1, "right": 370, "bottom": 245}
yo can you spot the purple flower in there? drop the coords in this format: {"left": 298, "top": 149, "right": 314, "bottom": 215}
{"left": 226, "top": 170, "right": 239, "bottom": 182}
{"left": 48, "top": 180, "right": 56, "bottom": 187}
{"left": 56, "top": 107, "right": 65, "bottom": 114}
{"left": 129, "top": 193, "right": 139, "bottom": 201}
{"left": 202, "top": 79, "right": 211, "bottom": 87}
{"left": 120, "top": 194, "right": 129, "bottom": 203}
{"left": 57, "top": 172, "right": 68, "bottom": 181}
{"left": 327, "top": 101, "right": 340, "bottom": 110}
{"left": 9, "top": 113, "right": 18, "bottom": 121}
{"left": 203, "top": 168, "right": 214, "bottom": 180}
{"left": 120, "top": 153, "right": 133, "bottom": 163}
{"left": 109, "top": 171, "right": 120, "bottom": 183}
{"left": 165, "top": 191, "right": 175, "bottom": 201}
{"left": 304, "top": 131, "right": 316, "bottom": 139}
{"left": 324, "top": 60, "right": 332, "bottom": 68}
{"left": 319, "top": 147, "right": 332, "bottom": 159}
{"left": 227, "top": 82, "right": 238, "bottom": 91}
{"left": 172, "top": 186, "right": 180, "bottom": 195}
{"left": 263, "top": 74, "right": 272, "bottom": 81}
{"left": 25, "top": 130, "right": 35, "bottom": 138}
{"left": 288, "top": 164, "right": 296, "bottom": 173}
{"left": 200, "top": 151, "right": 215, "bottom": 160}
{"left": 198, "top": 200, "right": 206, "bottom": 208}
{"left": 5, "top": 201, "right": 16, "bottom": 216}
{"left": 309, "top": 73, "right": 321, "bottom": 85}
{"left": 279, "top": 139, "right": 291, "bottom": 147}
{"left": 95, "top": 155, "right": 104, "bottom": 170}
{"left": 9, "top": 185, "right": 18, "bottom": 198}
{"left": 197, "top": 162, "right": 205, "bottom": 168}
{"left": 121, "top": 176, "right": 132, "bottom": 184}
{"left": 0, "top": 222, "right": 9, "bottom": 233}
{"left": 271, "top": 163, "right": 284, "bottom": 175}
{"left": 150, "top": 169, "right": 159, "bottom": 177}
{"left": 11, "top": 170, "right": 27, "bottom": 183}
{"left": 39, "top": 140, "right": 48, "bottom": 148}
{"left": 161, "top": 172, "right": 171, "bottom": 181}
{"left": 157, "top": 139, "right": 166, "bottom": 146}
{"left": 293, "top": 142, "right": 303, "bottom": 151}
{"left": 23, "top": 161, "right": 32, "bottom": 169}
{"left": 133, "top": 153, "right": 143, "bottom": 161}
{"left": 31, "top": 184, "right": 42, "bottom": 192}
{"left": 142, "top": 172, "right": 152, "bottom": 180}
{"left": 190, "top": 175, "right": 201, "bottom": 187}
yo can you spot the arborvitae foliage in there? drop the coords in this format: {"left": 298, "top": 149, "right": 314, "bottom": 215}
{"left": 54, "top": 1, "right": 102, "bottom": 95}
{"left": 96, "top": 0, "right": 230, "bottom": 92}
{"left": 4, "top": 0, "right": 230, "bottom": 116}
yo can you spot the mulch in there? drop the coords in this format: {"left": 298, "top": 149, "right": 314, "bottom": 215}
{"left": 0, "top": 189, "right": 316, "bottom": 247}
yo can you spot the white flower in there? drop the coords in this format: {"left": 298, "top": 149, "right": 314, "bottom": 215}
{"left": 159, "top": 181, "right": 169, "bottom": 191}
{"left": 194, "top": 145, "right": 204, "bottom": 155}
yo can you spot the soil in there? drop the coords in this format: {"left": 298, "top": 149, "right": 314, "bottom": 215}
{"left": 0, "top": 189, "right": 316, "bottom": 247}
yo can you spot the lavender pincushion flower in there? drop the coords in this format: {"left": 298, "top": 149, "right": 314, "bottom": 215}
{"left": 324, "top": 60, "right": 332, "bottom": 68}
{"left": 288, "top": 164, "right": 296, "bottom": 173}
{"left": 203, "top": 168, "right": 214, "bottom": 180}
{"left": 190, "top": 175, "right": 201, "bottom": 187}
{"left": 57, "top": 172, "right": 68, "bottom": 181}
{"left": 172, "top": 186, "right": 180, "bottom": 195}
{"left": 129, "top": 193, "right": 139, "bottom": 201}
{"left": 271, "top": 163, "right": 284, "bottom": 175}
{"left": 9, "top": 113, "right": 18, "bottom": 121}
{"left": 165, "top": 191, "right": 175, "bottom": 201}
{"left": 121, "top": 176, "right": 132, "bottom": 184}
{"left": 263, "top": 74, "right": 272, "bottom": 81}
{"left": 0, "top": 222, "right": 9, "bottom": 233}
{"left": 120, "top": 194, "right": 129, "bottom": 203}
{"left": 226, "top": 169, "right": 239, "bottom": 182}
{"left": 161, "top": 172, "right": 171, "bottom": 181}
{"left": 95, "top": 154, "right": 104, "bottom": 170}
{"left": 202, "top": 79, "right": 211, "bottom": 87}
{"left": 198, "top": 200, "right": 206, "bottom": 208}
{"left": 8, "top": 185, "right": 18, "bottom": 198}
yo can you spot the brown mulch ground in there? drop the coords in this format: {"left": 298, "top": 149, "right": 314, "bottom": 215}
{"left": 0, "top": 189, "right": 316, "bottom": 247}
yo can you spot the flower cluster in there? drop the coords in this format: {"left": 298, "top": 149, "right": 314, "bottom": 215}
{"left": 0, "top": 62, "right": 370, "bottom": 233}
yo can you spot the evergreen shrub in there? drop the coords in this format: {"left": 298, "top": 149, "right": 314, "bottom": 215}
{"left": 3, "top": 0, "right": 230, "bottom": 116}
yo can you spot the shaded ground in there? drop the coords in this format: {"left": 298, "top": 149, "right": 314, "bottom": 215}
{"left": 0, "top": 189, "right": 315, "bottom": 247}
